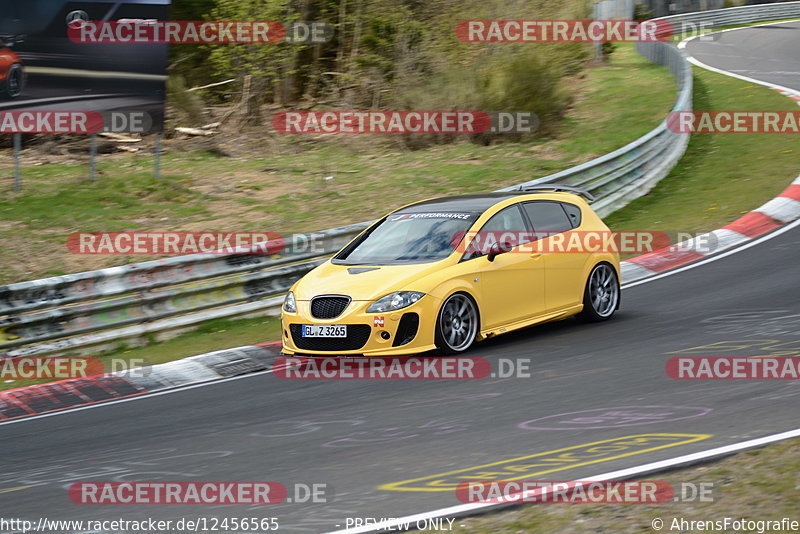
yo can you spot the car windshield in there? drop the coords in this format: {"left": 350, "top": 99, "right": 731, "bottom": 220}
{"left": 334, "top": 212, "right": 479, "bottom": 265}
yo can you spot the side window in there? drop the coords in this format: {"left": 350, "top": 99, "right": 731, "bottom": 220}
{"left": 561, "top": 202, "right": 582, "bottom": 228}
{"left": 462, "top": 205, "right": 530, "bottom": 260}
{"left": 522, "top": 201, "right": 573, "bottom": 236}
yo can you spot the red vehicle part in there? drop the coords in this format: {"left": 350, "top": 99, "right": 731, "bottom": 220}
{"left": 0, "top": 46, "right": 24, "bottom": 99}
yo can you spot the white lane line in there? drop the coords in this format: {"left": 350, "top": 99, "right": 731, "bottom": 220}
{"left": 678, "top": 19, "right": 800, "bottom": 98}
{"left": 324, "top": 427, "right": 800, "bottom": 534}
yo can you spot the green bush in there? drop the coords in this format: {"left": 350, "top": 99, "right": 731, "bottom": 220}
{"left": 389, "top": 43, "right": 586, "bottom": 148}
{"left": 166, "top": 74, "right": 206, "bottom": 128}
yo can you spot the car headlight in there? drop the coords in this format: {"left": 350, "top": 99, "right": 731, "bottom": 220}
{"left": 366, "top": 291, "right": 424, "bottom": 313}
{"left": 283, "top": 291, "right": 297, "bottom": 313}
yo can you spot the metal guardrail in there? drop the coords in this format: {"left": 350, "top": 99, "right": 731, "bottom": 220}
{"left": 0, "top": 225, "right": 370, "bottom": 355}
{"left": 3, "top": 2, "right": 798, "bottom": 358}
{"left": 499, "top": 40, "right": 692, "bottom": 217}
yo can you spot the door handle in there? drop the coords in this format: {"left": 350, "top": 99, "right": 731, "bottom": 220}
{"left": 530, "top": 253, "right": 542, "bottom": 259}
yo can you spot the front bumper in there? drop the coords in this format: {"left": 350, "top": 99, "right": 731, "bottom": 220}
{"left": 280, "top": 297, "right": 438, "bottom": 356}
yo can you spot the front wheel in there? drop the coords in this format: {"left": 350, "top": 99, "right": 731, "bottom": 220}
{"left": 579, "top": 263, "right": 619, "bottom": 322}
{"left": 435, "top": 292, "right": 479, "bottom": 354}
{"left": 1, "top": 63, "right": 24, "bottom": 99}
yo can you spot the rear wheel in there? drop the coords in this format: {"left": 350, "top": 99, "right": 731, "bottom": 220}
{"left": 435, "top": 292, "right": 479, "bottom": 354}
{"left": 579, "top": 263, "right": 619, "bottom": 322}
{"left": 1, "top": 63, "right": 24, "bottom": 99}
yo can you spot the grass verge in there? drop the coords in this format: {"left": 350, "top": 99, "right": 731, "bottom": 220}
{"left": 603, "top": 54, "right": 798, "bottom": 234}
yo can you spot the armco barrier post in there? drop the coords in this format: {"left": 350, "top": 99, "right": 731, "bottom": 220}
{"left": 13, "top": 133, "right": 21, "bottom": 192}
{"left": 89, "top": 134, "right": 97, "bottom": 182}
{"left": 154, "top": 133, "right": 162, "bottom": 179}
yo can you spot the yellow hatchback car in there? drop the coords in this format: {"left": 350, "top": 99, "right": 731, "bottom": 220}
{"left": 281, "top": 185, "right": 620, "bottom": 356}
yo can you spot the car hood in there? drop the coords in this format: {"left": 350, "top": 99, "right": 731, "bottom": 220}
{"left": 293, "top": 260, "right": 446, "bottom": 301}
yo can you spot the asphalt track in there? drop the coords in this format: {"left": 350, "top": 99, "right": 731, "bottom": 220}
{"left": 0, "top": 70, "right": 166, "bottom": 131}
{"left": 1, "top": 23, "right": 799, "bottom": 534}
{"left": 683, "top": 20, "right": 800, "bottom": 90}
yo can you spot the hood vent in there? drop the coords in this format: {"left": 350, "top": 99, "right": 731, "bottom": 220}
{"left": 347, "top": 267, "right": 380, "bottom": 275}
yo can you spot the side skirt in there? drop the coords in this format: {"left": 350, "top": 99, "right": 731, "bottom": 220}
{"left": 479, "top": 305, "right": 584, "bottom": 339}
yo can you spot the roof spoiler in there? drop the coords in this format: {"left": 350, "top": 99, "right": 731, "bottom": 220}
{"left": 516, "top": 184, "right": 595, "bottom": 202}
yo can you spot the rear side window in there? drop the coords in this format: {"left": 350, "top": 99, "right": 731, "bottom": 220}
{"left": 561, "top": 202, "right": 582, "bottom": 228}
{"left": 462, "top": 205, "right": 530, "bottom": 260}
{"left": 480, "top": 205, "right": 528, "bottom": 235}
{"left": 522, "top": 201, "right": 573, "bottom": 234}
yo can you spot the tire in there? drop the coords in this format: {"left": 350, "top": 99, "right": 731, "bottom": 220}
{"left": 435, "top": 292, "right": 479, "bottom": 354}
{"left": 1, "top": 63, "right": 24, "bottom": 99}
{"left": 578, "top": 263, "right": 619, "bottom": 322}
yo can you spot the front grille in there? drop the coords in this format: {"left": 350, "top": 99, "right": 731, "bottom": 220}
{"left": 393, "top": 313, "right": 420, "bottom": 347}
{"left": 290, "top": 324, "right": 371, "bottom": 351}
{"left": 310, "top": 296, "right": 351, "bottom": 319}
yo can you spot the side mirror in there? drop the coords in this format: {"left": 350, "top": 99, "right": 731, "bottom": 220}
{"left": 487, "top": 240, "right": 513, "bottom": 262}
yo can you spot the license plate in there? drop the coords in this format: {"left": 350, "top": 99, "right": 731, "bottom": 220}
{"left": 302, "top": 325, "right": 347, "bottom": 338}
